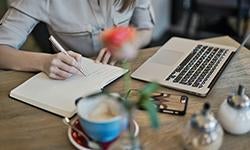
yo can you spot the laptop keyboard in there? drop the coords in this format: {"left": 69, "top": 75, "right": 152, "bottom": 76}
{"left": 166, "top": 45, "right": 228, "bottom": 88}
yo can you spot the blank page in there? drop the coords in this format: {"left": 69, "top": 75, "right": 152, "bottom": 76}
{"left": 10, "top": 57, "right": 127, "bottom": 117}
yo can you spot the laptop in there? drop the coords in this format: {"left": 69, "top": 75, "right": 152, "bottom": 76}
{"left": 131, "top": 35, "right": 250, "bottom": 97}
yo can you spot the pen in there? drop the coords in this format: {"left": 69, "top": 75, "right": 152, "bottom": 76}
{"left": 49, "top": 35, "right": 86, "bottom": 76}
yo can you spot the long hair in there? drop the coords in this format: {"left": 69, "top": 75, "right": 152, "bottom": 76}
{"left": 114, "top": 0, "right": 136, "bottom": 12}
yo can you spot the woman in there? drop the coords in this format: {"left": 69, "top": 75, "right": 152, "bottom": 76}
{"left": 0, "top": 0, "right": 155, "bottom": 80}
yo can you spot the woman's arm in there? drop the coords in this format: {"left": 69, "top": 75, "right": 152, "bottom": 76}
{"left": 0, "top": 7, "right": 83, "bottom": 80}
{"left": 130, "top": 0, "right": 155, "bottom": 48}
{"left": 0, "top": 45, "right": 82, "bottom": 80}
{"left": 0, "top": 45, "right": 50, "bottom": 72}
{"left": 132, "top": 29, "right": 153, "bottom": 50}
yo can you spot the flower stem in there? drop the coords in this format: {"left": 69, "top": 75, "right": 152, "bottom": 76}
{"left": 122, "top": 61, "right": 131, "bottom": 96}
{"left": 122, "top": 61, "right": 141, "bottom": 149}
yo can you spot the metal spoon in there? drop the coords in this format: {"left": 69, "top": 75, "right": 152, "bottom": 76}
{"left": 63, "top": 117, "right": 101, "bottom": 150}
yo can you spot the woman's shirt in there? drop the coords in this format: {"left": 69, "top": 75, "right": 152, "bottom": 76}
{"left": 0, "top": 0, "right": 155, "bottom": 57}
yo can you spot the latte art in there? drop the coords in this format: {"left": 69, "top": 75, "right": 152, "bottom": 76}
{"left": 88, "top": 101, "right": 119, "bottom": 121}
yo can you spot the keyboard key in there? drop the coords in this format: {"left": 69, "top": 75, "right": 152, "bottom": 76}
{"left": 166, "top": 44, "right": 228, "bottom": 88}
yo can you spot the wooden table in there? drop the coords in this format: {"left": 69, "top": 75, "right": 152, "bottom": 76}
{"left": 0, "top": 36, "right": 250, "bottom": 150}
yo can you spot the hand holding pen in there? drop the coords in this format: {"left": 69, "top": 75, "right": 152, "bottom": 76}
{"left": 42, "top": 36, "right": 86, "bottom": 80}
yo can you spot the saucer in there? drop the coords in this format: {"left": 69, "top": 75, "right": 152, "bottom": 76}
{"left": 68, "top": 117, "right": 139, "bottom": 150}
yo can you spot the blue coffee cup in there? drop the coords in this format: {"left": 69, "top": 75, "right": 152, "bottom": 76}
{"left": 76, "top": 93, "right": 127, "bottom": 142}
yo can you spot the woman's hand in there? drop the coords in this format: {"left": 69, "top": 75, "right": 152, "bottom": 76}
{"left": 43, "top": 51, "right": 82, "bottom": 80}
{"left": 95, "top": 48, "right": 118, "bottom": 65}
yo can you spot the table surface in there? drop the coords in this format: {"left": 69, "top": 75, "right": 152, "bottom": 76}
{"left": 1, "top": 36, "right": 250, "bottom": 150}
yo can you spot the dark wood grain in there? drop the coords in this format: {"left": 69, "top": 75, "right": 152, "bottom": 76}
{"left": 0, "top": 36, "right": 249, "bottom": 150}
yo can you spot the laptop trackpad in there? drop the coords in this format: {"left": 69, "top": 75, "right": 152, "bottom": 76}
{"left": 151, "top": 50, "right": 185, "bottom": 66}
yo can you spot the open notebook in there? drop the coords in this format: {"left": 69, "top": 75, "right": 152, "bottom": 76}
{"left": 10, "top": 57, "right": 127, "bottom": 117}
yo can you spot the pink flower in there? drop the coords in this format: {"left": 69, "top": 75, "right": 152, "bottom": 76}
{"left": 101, "top": 26, "right": 137, "bottom": 60}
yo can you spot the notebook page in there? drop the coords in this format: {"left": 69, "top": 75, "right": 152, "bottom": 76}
{"left": 80, "top": 57, "right": 128, "bottom": 87}
{"left": 10, "top": 73, "right": 101, "bottom": 117}
{"left": 10, "top": 57, "right": 127, "bottom": 117}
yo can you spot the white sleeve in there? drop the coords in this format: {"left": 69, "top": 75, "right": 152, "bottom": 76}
{"left": 130, "top": 0, "right": 155, "bottom": 29}
{"left": 0, "top": 8, "right": 39, "bottom": 49}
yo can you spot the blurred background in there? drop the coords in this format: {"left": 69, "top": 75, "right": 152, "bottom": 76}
{"left": 151, "top": 0, "right": 250, "bottom": 48}
{"left": 0, "top": 0, "right": 249, "bottom": 51}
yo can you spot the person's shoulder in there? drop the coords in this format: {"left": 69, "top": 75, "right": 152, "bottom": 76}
{"left": 9, "top": 0, "right": 49, "bottom": 9}
{"left": 9, "top": 0, "right": 50, "bottom": 21}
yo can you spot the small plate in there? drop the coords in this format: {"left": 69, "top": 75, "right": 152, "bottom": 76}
{"left": 68, "top": 117, "right": 139, "bottom": 150}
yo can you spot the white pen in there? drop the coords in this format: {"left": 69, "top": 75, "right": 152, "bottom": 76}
{"left": 49, "top": 35, "right": 86, "bottom": 76}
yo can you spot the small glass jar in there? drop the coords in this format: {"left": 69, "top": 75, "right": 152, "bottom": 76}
{"left": 182, "top": 103, "right": 223, "bottom": 150}
{"left": 108, "top": 130, "right": 142, "bottom": 150}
